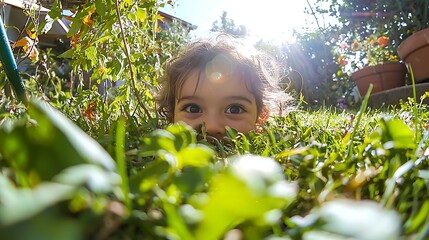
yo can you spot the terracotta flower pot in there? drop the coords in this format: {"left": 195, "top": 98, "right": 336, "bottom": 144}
{"left": 351, "top": 62, "right": 407, "bottom": 96}
{"left": 397, "top": 28, "right": 429, "bottom": 83}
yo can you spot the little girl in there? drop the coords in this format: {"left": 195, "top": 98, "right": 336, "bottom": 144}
{"left": 157, "top": 34, "right": 291, "bottom": 139}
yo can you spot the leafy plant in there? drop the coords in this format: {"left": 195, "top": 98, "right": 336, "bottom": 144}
{"left": 284, "top": 28, "right": 352, "bottom": 107}
{"left": 329, "top": 0, "right": 429, "bottom": 48}
{"left": 0, "top": 99, "right": 121, "bottom": 239}
{"left": 279, "top": 1, "right": 361, "bottom": 107}
{"left": 336, "top": 34, "right": 399, "bottom": 73}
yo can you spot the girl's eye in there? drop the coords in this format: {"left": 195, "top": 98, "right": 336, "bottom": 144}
{"left": 226, "top": 105, "right": 245, "bottom": 114}
{"left": 183, "top": 104, "right": 202, "bottom": 113}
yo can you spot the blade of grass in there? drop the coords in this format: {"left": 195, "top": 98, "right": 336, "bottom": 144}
{"left": 415, "top": 213, "right": 429, "bottom": 240}
{"left": 116, "top": 115, "right": 131, "bottom": 213}
{"left": 408, "top": 64, "right": 421, "bottom": 143}
{"left": 345, "top": 84, "right": 373, "bottom": 159}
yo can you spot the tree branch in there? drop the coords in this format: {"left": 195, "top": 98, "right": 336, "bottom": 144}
{"left": 115, "top": 0, "right": 152, "bottom": 119}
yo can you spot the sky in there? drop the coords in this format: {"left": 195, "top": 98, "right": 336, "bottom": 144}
{"left": 160, "top": 0, "right": 317, "bottom": 43}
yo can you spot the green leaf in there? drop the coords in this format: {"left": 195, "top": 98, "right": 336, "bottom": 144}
{"left": 29, "top": 100, "right": 116, "bottom": 171}
{"left": 176, "top": 144, "right": 214, "bottom": 169}
{"left": 374, "top": 118, "right": 415, "bottom": 150}
{"left": 66, "top": 7, "right": 93, "bottom": 38}
{"left": 195, "top": 155, "right": 297, "bottom": 239}
{"left": 58, "top": 48, "right": 75, "bottom": 59}
{"left": 95, "top": 0, "right": 107, "bottom": 16}
{"left": 141, "top": 129, "right": 176, "bottom": 155}
{"left": 47, "top": 0, "right": 63, "bottom": 20}
{"left": 129, "top": 160, "right": 170, "bottom": 193}
{"left": 0, "top": 175, "right": 74, "bottom": 225}
{"left": 140, "top": 123, "right": 197, "bottom": 157}
{"left": 384, "top": 118, "right": 415, "bottom": 149}
{"left": 0, "top": 99, "right": 116, "bottom": 181}
{"left": 166, "top": 123, "right": 196, "bottom": 151}
{"left": 85, "top": 46, "right": 97, "bottom": 66}
{"left": 136, "top": 8, "right": 147, "bottom": 22}
{"left": 174, "top": 166, "right": 212, "bottom": 196}
{"left": 67, "top": 19, "right": 82, "bottom": 38}
{"left": 405, "top": 200, "right": 429, "bottom": 234}
{"left": 53, "top": 164, "right": 121, "bottom": 193}
{"left": 0, "top": 207, "right": 82, "bottom": 240}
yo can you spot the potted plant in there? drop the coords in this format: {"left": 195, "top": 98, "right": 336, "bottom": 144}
{"left": 395, "top": 0, "right": 429, "bottom": 82}
{"left": 337, "top": 34, "right": 407, "bottom": 96}
{"left": 332, "top": 0, "right": 429, "bottom": 83}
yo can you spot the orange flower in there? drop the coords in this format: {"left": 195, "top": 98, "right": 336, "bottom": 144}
{"left": 338, "top": 55, "right": 348, "bottom": 66}
{"left": 377, "top": 36, "right": 389, "bottom": 47}
{"left": 97, "top": 68, "right": 104, "bottom": 74}
{"left": 82, "top": 101, "right": 97, "bottom": 121}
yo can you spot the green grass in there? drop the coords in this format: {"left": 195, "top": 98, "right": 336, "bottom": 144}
{"left": 1, "top": 93, "right": 429, "bottom": 239}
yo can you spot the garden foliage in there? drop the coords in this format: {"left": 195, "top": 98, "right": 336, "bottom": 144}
{"left": 282, "top": 0, "right": 429, "bottom": 107}
{"left": 1, "top": 0, "right": 429, "bottom": 239}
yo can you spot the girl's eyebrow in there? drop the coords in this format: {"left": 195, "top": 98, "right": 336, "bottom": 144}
{"left": 176, "top": 95, "right": 202, "bottom": 103}
{"left": 225, "top": 96, "right": 254, "bottom": 104}
{"left": 177, "top": 96, "right": 254, "bottom": 104}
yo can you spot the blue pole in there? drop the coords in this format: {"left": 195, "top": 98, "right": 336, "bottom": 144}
{"left": 0, "top": 17, "right": 27, "bottom": 104}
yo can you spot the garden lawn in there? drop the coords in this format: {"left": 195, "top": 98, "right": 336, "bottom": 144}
{"left": 0, "top": 95, "right": 428, "bottom": 239}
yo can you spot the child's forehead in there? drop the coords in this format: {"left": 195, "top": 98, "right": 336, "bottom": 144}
{"left": 205, "top": 53, "right": 236, "bottom": 77}
{"left": 176, "top": 67, "right": 255, "bottom": 99}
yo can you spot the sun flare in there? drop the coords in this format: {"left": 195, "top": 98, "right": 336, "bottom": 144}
{"left": 221, "top": 0, "right": 311, "bottom": 43}
{"left": 161, "top": 0, "right": 316, "bottom": 43}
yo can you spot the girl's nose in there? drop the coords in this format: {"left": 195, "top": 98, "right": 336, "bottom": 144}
{"left": 203, "top": 115, "right": 225, "bottom": 139}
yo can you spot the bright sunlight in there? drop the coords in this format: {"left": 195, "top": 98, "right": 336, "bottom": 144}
{"left": 161, "top": 0, "right": 316, "bottom": 43}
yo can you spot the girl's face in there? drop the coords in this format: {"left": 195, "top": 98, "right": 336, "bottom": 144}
{"left": 173, "top": 70, "right": 259, "bottom": 139}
